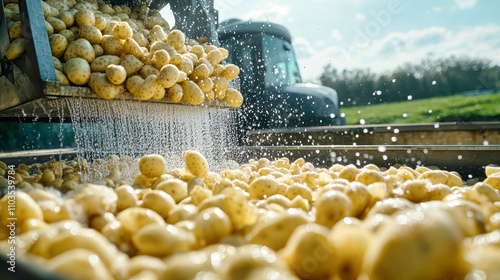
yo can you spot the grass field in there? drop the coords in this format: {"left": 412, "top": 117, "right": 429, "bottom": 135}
{"left": 340, "top": 93, "right": 500, "bottom": 125}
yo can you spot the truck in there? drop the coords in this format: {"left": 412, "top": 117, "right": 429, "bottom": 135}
{"left": 217, "top": 19, "right": 345, "bottom": 134}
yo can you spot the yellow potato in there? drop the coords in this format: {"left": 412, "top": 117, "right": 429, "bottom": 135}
{"left": 356, "top": 169, "right": 386, "bottom": 185}
{"left": 141, "top": 190, "right": 176, "bottom": 219}
{"left": 5, "top": 38, "right": 26, "bottom": 60}
{"left": 484, "top": 173, "right": 500, "bottom": 191}
{"left": 74, "top": 183, "right": 118, "bottom": 216}
{"left": 58, "top": 11, "right": 75, "bottom": 28}
{"left": 155, "top": 179, "right": 188, "bottom": 203}
{"left": 64, "top": 57, "right": 91, "bottom": 85}
{"left": 206, "top": 49, "right": 223, "bottom": 65}
{"left": 92, "top": 44, "right": 104, "bottom": 56}
{"left": 151, "top": 49, "right": 170, "bottom": 69}
{"left": 116, "top": 54, "right": 143, "bottom": 78}
{"left": 133, "top": 223, "right": 195, "bottom": 257}
{"left": 280, "top": 223, "right": 337, "bottom": 279}
{"left": 196, "top": 77, "right": 214, "bottom": 94}
{"left": 338, "top": 164, "right": 360, "bottom": 182}
{"left": 344, "top": 182, "right": 372, "bottom": 217}
{"left": 190, "top": 44, "right": 205, "bottom": 58}
{"left": 45, "top": 20, "right": 54, "bottom": 36}
{"left": 112, "top": 21, "right": 133, "bottom": 40}
{"left": 123, "top": 38, "right": 144, "bottom": 59}
{"left": 249, "top": 175, "right": 279, "bottom": 199}
{"left": 8, "top": 21, "right": 22, "bottom": 39}
{"left": 115, "top": 185, "right": 139, "bottom": 212}
{"left": 401, "top": 179, "right": 431, "bottom": 203}
{"left": 128, "top": 255, "right": 167, "bottom": 278}
{"left": 486, "top": 166, "right": 500, "bottom": 177}
{"left": 222, "top": 64, "right": 240, "bottom": 80}
{"left": 90, "top": 55, "right": 121, "bottom": 72}
{"left": 78, "top": 25, "right": 102, "bottom": 45}
{"left": 74, "top": 9, "right": 95, "bottom": 27}
{"left": 148, "top": 25, "right": 167, "bottom": 43}
{"left": 47, "top": 249, "right": 113, "bottom": 280}
{"left": 139, "top": 65, "right": 160, "bottom": 79}
{"left": 183, "top": 149, "right": 209, "bottom": 178}
{"left": 105, "top": 64, "right": 126, "bottom": 85}
{"left": 132, "top": 32, "right": 149, "bottom": 48}
{"left": 158, "top": 64, "right": 179, "bottom": 88}
{"left": 194, "top": 207, "right": 232, "bottom": 246}
{"left": 181, "top": 80, "right": 205, "bottom": 105}
{"left": 0, "top": 191, "right": 43, "bottom": 227}
{"left": 88, "top": 72, "right": 124, "bottom": 99}
{"left": 191, "top": 63, "right": 210, "bottom": 80}
{"left": 64, "top": 38, "right": 95, "bottom": 63}
{"left": 314, "top": 190, "right": 352, "bottom": 228}
{"left": 49, "top": 34, "right": 68, "bottom": 58}
{"left": 166, "top": 30, "right": 185, "bottom": 50}
{"left": 224, "top": 88, "right": 244, "bottom": 107}
{"left": 55, "top": 69, "right": 70, "bottom": 85}
{"left": 139, "top": 154, "right": 165, "bottom": 178}
{"left": 116, "top": 207, "right": 165, "bottom": 234}
{"left": 100, "top": 35, "right": 122, "bottom": 56}
{"left": 167, "top": 83, "right": 183, "bottom": 102}
{"left": 178, "top": 56, "right": 194, "bottom": 75}
{"left": 46, "top": 16, "right": 66, "bottom": 33}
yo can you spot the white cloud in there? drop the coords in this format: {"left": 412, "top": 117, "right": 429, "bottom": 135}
{"left": 295, "top": 25, "right": 500, "bottom": 81}
{"left": 355, "top": 13, "right": 366, "bottom": 20}
{"left": 453, "top": 0, "right": 478, "bottom": 9}
{"left": 244, "top": 3, "right": 293, "bottom": 24}
{"left": 331, "top": 29, "right": 343, "bottom": 41}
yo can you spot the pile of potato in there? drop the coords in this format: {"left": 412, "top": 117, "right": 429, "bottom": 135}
{"left": 1, "top": 150, "right": 500, "bottom": 280}
{"left": 3, "top": 0, "right": 243, "bottom": 107}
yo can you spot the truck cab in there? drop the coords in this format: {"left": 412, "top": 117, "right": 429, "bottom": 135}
{"left": 217, "top": 19, "right": 345, "bottom": 133}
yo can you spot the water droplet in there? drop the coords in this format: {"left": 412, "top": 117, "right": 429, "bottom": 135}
{"left": 428, "top": 109, "right": 432, "bottom": 113}
{"left": 341, "top": 113, "right": 345, "bottom": 117}
{"left": 387, "top": 126, "right": 391, "bottom": 130}
{"left": 483, "top": 140, "right": 489, "bottom": 146}
{"left": 394, "top": 129, "right": 399, "bottom": 133}
{"left": 402, "top": 113, "right": 407, "bottom": 118}
{"left": 392, "top": 79, "right": 396, "bottom": 83}
{"left": 382, "top": 155, "right": 388, "bottom": 160}
{"left": 432, "top": 80, "right": 437, "bottom": 85}
{"left": 423, "top": 149, "right": 428, "bottom": 154}
{"left": 391, "top": 136, "right": 397, "bottom": 142}
{"left": 360, "top": 119, "right": 366, "bottom": 125}
{"left": 434, "top": 124, "right": 440, "bottom": 128}
{"left": 458, "top": 155, "right": 462, "bottom": 160}
{"left": 329, "top": 113, "right": 335, "bottom": 118}
{"left": 378, "top": 146, "right": 387, "bottom": 152}
{"left": 407, "top": 95, "right": 412, "bottom": 100}
{"left": 315, "top": 150, "right": 320, "bottom": 154}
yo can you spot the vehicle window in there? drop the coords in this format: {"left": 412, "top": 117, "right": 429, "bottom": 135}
{"left": 221, "top": 36, "right": 256, "bottom": 89}
{"left": 262, "top": 34, "right": 302, "bottom": 87}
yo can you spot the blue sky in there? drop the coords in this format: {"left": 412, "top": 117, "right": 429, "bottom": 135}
{"left": 165, "top": 0, "right": 500, "bottom": 81}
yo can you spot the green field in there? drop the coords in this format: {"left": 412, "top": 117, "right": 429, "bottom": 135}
{"left": 340, "top": 93, "right": 500, "bottom": 125}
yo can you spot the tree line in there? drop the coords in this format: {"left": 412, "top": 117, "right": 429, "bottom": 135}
{"left": 319, "top": 56, "right": 500, "bottom": 107}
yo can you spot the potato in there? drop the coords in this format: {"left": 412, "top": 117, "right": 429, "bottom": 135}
{"left": 133, "top": 75, "right": 162, "bottom": 100}
{"left": 128, "top": 256, "right": 167, "bottom": 278}
{"left": 5, "top": 37, "right": 25, "bottom": 60}
{"left": 138, "top": 154, "right": 165, "bottom": 178}
{"left": 93, "top": 44, "right": 104, "bottom": 56}
{"left": 147, "top": 25, "right": 167, "bottom": 43}
{"left": 90, "top": 55, "right": 121, "bottom": 72}
{"left": 151, "top": 50, "right": 170, "bottom": 69}
{"left": 49, "top": 34, "right": 68, "bottom": 58}
{"left": 401, "top": 179, "right": 431, "bottom": 203}
{"left": 183, "top": 149, "right": 209, "bottom": 178}
{"left": 94, "top": 15, "right": 107, "bottom": 31}
{"left": 338, "top": 164, "right": 360, "bottom": 181}
{"left": 78, "top": 25, "right": 102, "bottom": 45}
{"left": 314, "top": 190, "right": 352, "bottom": 228}
{"left": 166, "top": 30, "right": 185, "bottom": 50}
{"left": 116, "top": 207, "right": 165, "bottom": 234}
{"left": 157, "top": 64, "right": 179, "bottom": 88}
{"left": 194, "top": 207, "right": 232, "bottom": 246}
{"left": 0, "top": 191, "right": 43, "bottom": 226}
{"left": 212, "top": 76, "right": 229, "bottom": 92}
{"left": 114, "top": 185, "right": 138, "bottom": 212}
{"left": 54, "top": 28, "right": 72, "bottom": 41}
{"left": 362, "top": 209, "right": 462, "bottom": 280}
{"left": 45, "top": 20, "right": 54, "bottom": 36}
{"left": 222, "top": 64, "right": 240, "bottom": 80}
{"left": 167, "top": 204, "right": 198, "bottom": 224}
{"left": 74, "top": 9, "right": 95, "bottom": 27}
{"left": 100, "top": 35, "right": 122, "bottom": 56}
{"left": 486, "top": 166, "right": 500, "bottom": 177}
{"left": 58, "top": 11, "right": 75, "bottom": 28}
{"left": 89, "top": 72, "right": 125, "bottom": 99}
{"left": 102, "top": 21, "right": 118, "bottom": 36}
{"left": 112, "top": 21, "right": 133, "bottom": 40}
{"left": 190, "top": 45, "right": 205, "bottom": 58}
{"left": 484, "top": 173, "right": 500, "bottom": 191}
{"left": 64, "top": 57, "right": 91, "bottom": 85}
{"left": 120, "top": 54, "right": 143, "bottom": 76}
{"left": 181, "top": 80, "right": 205, "bottom": 105}
{"left": 47, "top": 249, "right": 113, "bottom": 280}
{"left": 280, "top": 223, "right": 337, "bottom": 279}
{"left": 64, "top": 38, "right": 95, "bottom": 63}
{"left": 191, "top": 63, "right": 210, "bottom": 81}
{"left": 197, "top": 77, "right": 214, "bottom": 94}
{"left": 344, "top": 182, "right": 371, "bottom": 217}
{"left": 142, "top": 190, "right": 176, "bottom": 219}
{"left": 224, "top": 88, "right": 244, "bottom": 107}
{"left": 46, "top": 16, "right": 66, "bottom": 33}
{"left": 356, "top": 170, "right": 386, "bottom": 185}
{"left": 133, "top": 223, "right": 195, "bottom": 256}
{"left": 218, "top": 47, "right": 229, "bottom": 59}
{"left": 123, "top": 38, "right": 144, "bottom": 59}
{"left": 55, "top": 69, "right": 70, "bottom": 85}
{"left": 132, "top": 32, "right": 149, "bottom": 48}
{"left": 156, "top": 179, "right": 188, "bottom": 203}
{"left": 167, "top": 83, "right": 183, "bottom": 102}
{"left": 206, "top": 49, "right": 223, "bottom": 65}
{"left": 177, "top": 70, "right": 188, "bottom": 83}
{"left": 105, "top": 64, "right": 126, "bottom": 85}
{"left": 74, "top": 183, "right": 118, "bottom": 216}
{"left": 139, "top": 65, "right": 160, "bottom": 79}
{"left": 9, "top": 21, "right": 22, "bottom": 39}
